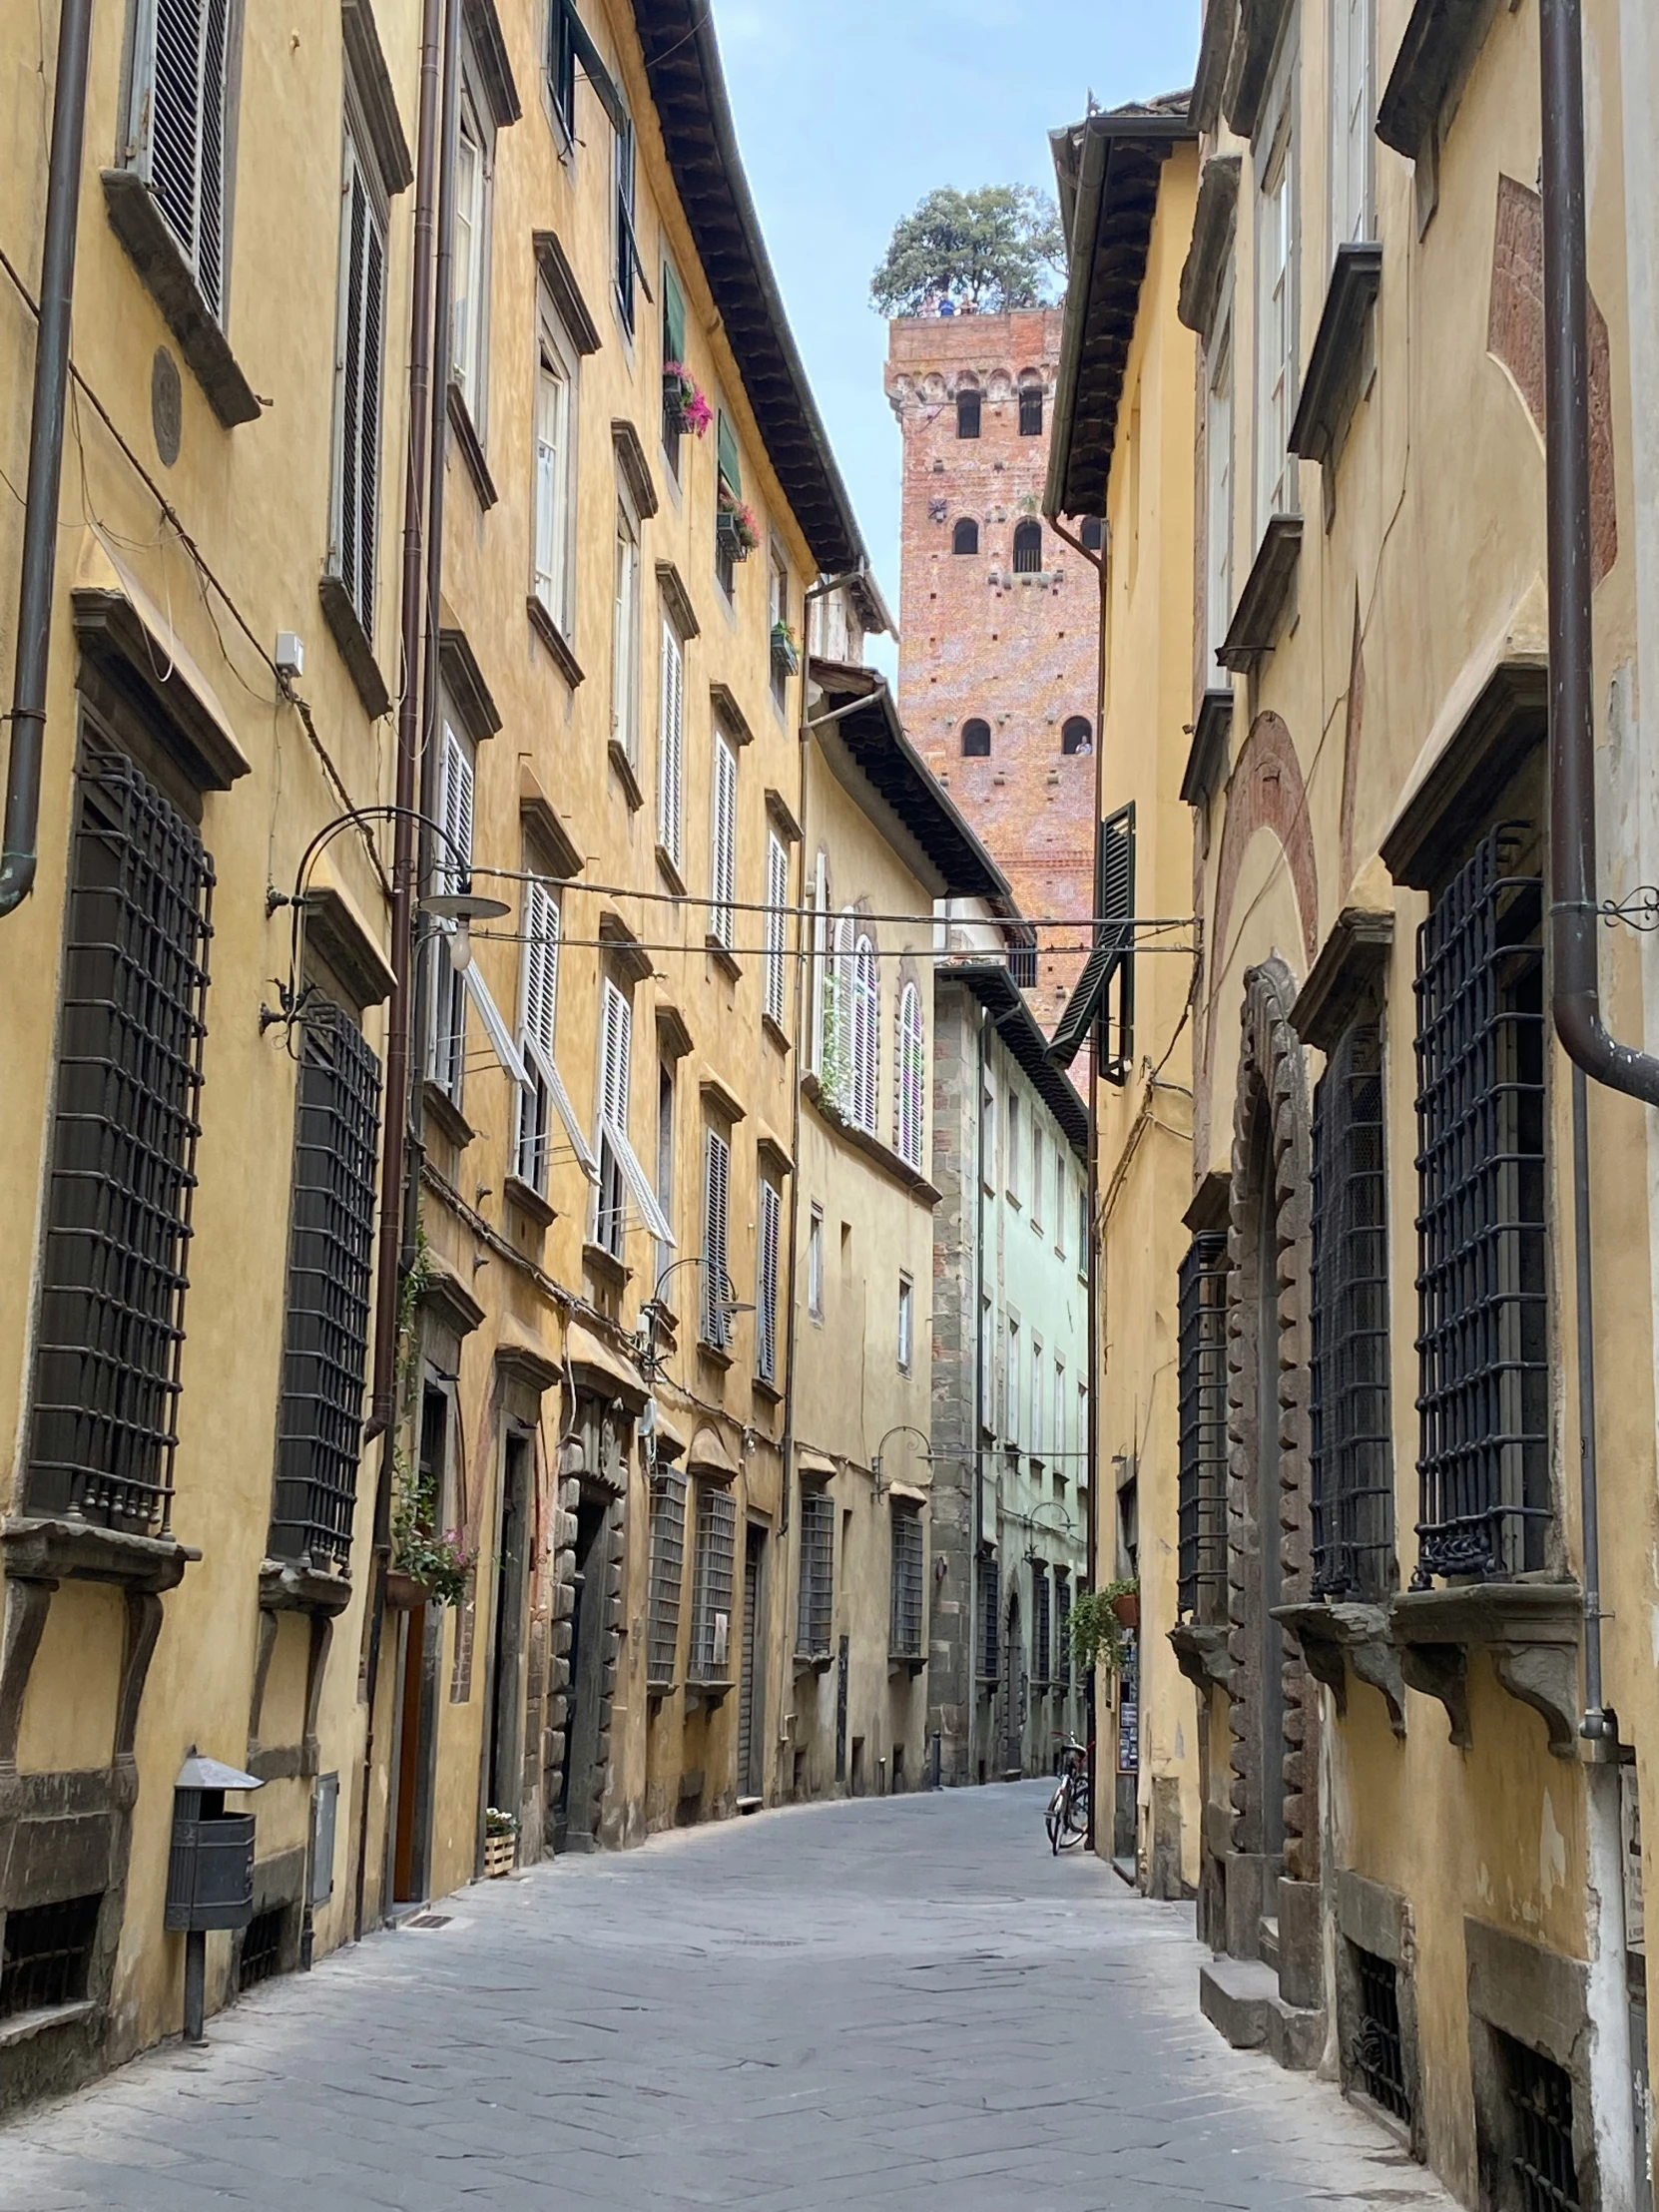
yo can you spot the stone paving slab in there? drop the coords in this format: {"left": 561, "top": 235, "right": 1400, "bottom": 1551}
{"left": 0, "top": 1782, "right": 1458, "bottom": 2210}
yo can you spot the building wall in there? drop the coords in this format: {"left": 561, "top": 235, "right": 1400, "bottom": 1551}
{"left": 885, "top": 310, "right": 1098, "bottom": 1023}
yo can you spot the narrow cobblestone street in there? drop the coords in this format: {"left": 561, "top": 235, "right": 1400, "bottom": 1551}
{"left": 0, "top": 1783, "right": 1456, "bottom": 2212}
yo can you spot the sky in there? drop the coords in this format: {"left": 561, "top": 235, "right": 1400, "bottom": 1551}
{"left": 714, "top": 1, "right": 1203, "bottom": 672}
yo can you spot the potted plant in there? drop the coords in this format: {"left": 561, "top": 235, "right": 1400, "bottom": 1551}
{"left": 717, "top": 488, "right": 760, "bottom": 561}
{"left": 483, "top": 1807, "right": 517, "bottom": 1879}
{"left": 770, "top": 620, "right": 799, "bottom": 676}
{"left": 662, "top": 362, "right": 712, "bottom": 438}
{"left": 1068, "top": 1578, "right": 1139, "bottom": 1679}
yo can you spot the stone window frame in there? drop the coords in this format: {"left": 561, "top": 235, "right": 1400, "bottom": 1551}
{"left": 1335, "top": 1869, "right": 1425, "bottom": 2160}
{"left": 1464, "top": 1917, "right": 1597, "bottom": 2212}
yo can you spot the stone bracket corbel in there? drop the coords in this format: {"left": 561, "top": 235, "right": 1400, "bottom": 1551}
{"left": 1273, "top": 1600, "right": 1407, "bottom": 1737}
{"left": 1169, "top": 1619, "right": 1234, "bottom": 1693}
{"left": 1396, "top": 1640, "right": 1470, "bottom": 1750}
{"left": 1388, "top": 1581, "right": 1582, "bottom": 1760}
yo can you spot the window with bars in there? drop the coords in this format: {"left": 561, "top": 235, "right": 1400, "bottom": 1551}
{"left": 646, "top": 1463, "right": 686, "bottom": 1686}
{"left": 657, "top": 612, "right": 686, "bottom": 869}
{"left": 1348, "top": 1944, "right": 1410, "bottom": 2124}
{"left": 1176, "top": 1232, "right": 1230, "bottom": 1618}
{"left": 889, "top": 1506, "right": 923, "bottom": 1658}
{"left": 1012, "top": 520, "right": 1043, "bottom": 574}
{"left": 764, "top": 831, "right": 790, "bottom": 1027}
{"left": 977, "top": 1551, "right": 1000, "bottom": 1682}
{"left": 796, "top": 1485, "right": 834, "bottom": 1658}
{"left": 709, "top": 732, "right": 738, "bottom": 951}
{"left": 27, "top": 734, "right": 214, "bottom": 1534}
{"left": 0, "top": 1894, "right": 102, "bottom": 2019}
{"left": 702, "top": 1127, "right": 732, "bottom": 1349}
{"left": 1311, "top": 1018, "right": 1392, "bottom": 1597}
{"left": 238, "top": 1906, "right": 286, "bottom": 1991}
{"left": 329, "top": 110, "right": 387, "bottom": 641}
{"left": 956, "top": 387, "right": 980, "bottom": 438}
{"left": 1413, "top": 823, "right": 1547, "bottom": 1582}
{"left": 756, "top": 1177, "right": 781, "bottom": 1385}
{"left": 1498, "top": 2036, "right": 1581, "bottom": 2212}
{"left": 269, "top": 1002, "right": 381, "bottom": 1572}
{"left": 1019, "top": 385, "right": 1044, "bottom": 436}
{"left": 894, "top": 982, "right": 925, "bottom": 1169}
{"left": 1032, "top": 1564, "right": 1051, "bottom": 1687}
{"left": 689, "top": 1484, "right": 737, "bottom": 1681}
{"left": 123, "top": 0, "right": 234, "bottom": 318}
{"left": 1055, "top": 1571, "right": 1072, "bottom": 1692}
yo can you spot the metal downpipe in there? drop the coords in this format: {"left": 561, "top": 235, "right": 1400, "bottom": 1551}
{"left": 0, "top": 0, "right": 95, "bottom": 917}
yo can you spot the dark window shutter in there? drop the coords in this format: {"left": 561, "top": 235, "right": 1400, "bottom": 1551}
{"left": 717, "top": 410, "right": 742, "bottom": 497}
{"left": 152, "top": 0, "right": 231, "bottom": 317}
{"left": 663, "top": 260, "right": 686, "bottom": 366}
{"left": 1096, "top": 802, "right": 1136, "bottom": 1081}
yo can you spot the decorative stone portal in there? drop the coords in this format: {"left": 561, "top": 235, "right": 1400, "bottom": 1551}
{"left": 1198, "top": 957, "right": 1327, "bottom": 2069}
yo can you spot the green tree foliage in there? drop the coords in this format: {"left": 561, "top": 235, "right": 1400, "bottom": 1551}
{"left": 870, "top": 186, "right": 1066, "bottom": 316}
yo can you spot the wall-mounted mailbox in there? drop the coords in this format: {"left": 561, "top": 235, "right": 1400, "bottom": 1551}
{"left": 167, "top": 1752, "right": 264, "bottom": 2043}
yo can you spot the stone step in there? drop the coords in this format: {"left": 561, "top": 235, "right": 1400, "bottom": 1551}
{"left": 1258, "top": 1916, "right": 1281, "bottom": 1972}
{"left": 1199, "top": 1954, "right": 1325, "bottom": 2071}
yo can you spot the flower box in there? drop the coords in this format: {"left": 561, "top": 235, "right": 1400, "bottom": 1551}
{"left": 770, "top": 622, "right": 799, "bottom": 676}
{"left": 662, "top": 363, "right": 711, "bottom": 439}
{"left": 483, "top": 1831, "right": 515, "bottom": 1879}
{"left": 717, "top": 496, "right": 760, "bottom": 563}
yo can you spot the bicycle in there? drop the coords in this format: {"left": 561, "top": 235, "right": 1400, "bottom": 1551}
{"left": 1045, "top": 1738, "right": 1090, "bottom": 1854}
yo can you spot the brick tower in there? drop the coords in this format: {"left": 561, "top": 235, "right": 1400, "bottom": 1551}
{"left": 884, "top": 308, "right": 1098, "bottom": 1020}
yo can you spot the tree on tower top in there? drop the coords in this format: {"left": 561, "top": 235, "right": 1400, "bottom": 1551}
{"left": 870, "top": 186, "right": 1065, "bottom": 317}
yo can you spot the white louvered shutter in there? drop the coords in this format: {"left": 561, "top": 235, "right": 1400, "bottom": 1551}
{"left": 147, "top": 0, "right": 232, "bottom": 317}
{"left": 602, "top": 979, "right": 631, "bottom": 1134}
{"left": 659, "top": 619, "right": 684, "bottom": 866}
{"left": 335, "top": 131, "right": 386, "bottom": 637}
{"left": 522, "top": 881, "right": 560, "bottom": 1059}
{"left": 757, "top": 1178, "right": 780, "bottom": 1382}
{"left": 703, "top": 1128, "right": 730, "bottom": 1346}
{"left": 711, "top": 734, "right": 737, "bottom": 947}
{"left": 765, "top": 832, "right": 789, "bottom": 1026}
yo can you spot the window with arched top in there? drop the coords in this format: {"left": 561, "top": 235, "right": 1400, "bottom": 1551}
{"left": 851, "top": 935, "right": 879, "bottom": 1135}
{"left": 1061, "top": 716, "right": 1092, "bottom": 756}
{"left": 894, "top": 982, "right": 925, "bottom": 1170}
{"left": 961, "top": 718, "right": 991, "bottom": 757}
{"left": 1019, "top": 385, "right": 1043, "bottom": 436}
{"left": 952, "top": 517, "right": 979, "bottom": 555}
{"left": 1012, "top": 520, "right": 1043, "bottom": 573}
{"left": 956, "top": 388, "right": 981, "bottom": 439}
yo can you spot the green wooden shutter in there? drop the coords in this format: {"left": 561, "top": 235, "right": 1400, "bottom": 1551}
{"left": 663, "top": 262, "right": 686, "bottom": 366}
{"left": 717, "top": 410, "right": 741, "bottom": 496}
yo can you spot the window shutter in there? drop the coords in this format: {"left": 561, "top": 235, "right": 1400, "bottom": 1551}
{"left": 522, "top": 881, "right": 559, "bottom": 1057}
{"left": 603, "top": 980, "right": 631, "bottom": 1134}
{"left": 663, "top": 260, "right": 686, "bottom": 365}
{"left": 711, "top": 735, "right": 737, "bottom": 945}
{"left": 659, "top": 619, "right": 684, "bottom": 865}
{"left": 717, "top": 410, "right": 741, "bottom": 496}
{"left": 149, "top": 0, "right": 232, "bottom": 317}
{"left": 765, "top": 832, "right": 789, "bottom": 1026}
{"left": 757, "top": 1178, "right": 780, "bottom": 1382}
{"left": 336, "top": 136, "right": 386, "bottom": 637}
{"left": 442, "top": 728, "right": 474, "bottom": 882}
{"left": 703, "top": 1127, "right": 730, "bottom": 1345}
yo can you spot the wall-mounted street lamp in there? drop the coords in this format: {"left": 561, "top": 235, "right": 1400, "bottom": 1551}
{"left": 260, "top": 803, "right": 508, "bottom": 1038}
{"left": 1022, "top": 1498, "right": 1077, "bottom": 1568}
{"left": 870, "top": 1424, "right": 932, "bottom": 1499}
{"left": 632, "top": 1255, "right": 753, "bottom": 1386}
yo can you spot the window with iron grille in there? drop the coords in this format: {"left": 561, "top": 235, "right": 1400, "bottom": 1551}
{"left": 1055, "top": 1571, "right": 1072, "bottom": 1691}
{"left": 238, "top": 1906, "right": 286, "bottom": 1991}
{"left": 1311, "top": 1018, "right": 1392, "bottom": 1597}
{"left": 889, "top": 1506, "right": 923, "bottom": 1657}
{"left": 269, "top": 1002, "right": 381, "bottom": 1571}
{"left": 646, "top": 1463, "right": 686, "bottom": 1685}
{"left": 1348, "top": 1944, "right": 1410, "bottom": 2124}
{"left": 1019, "top": 385, "right": 1044, "bottom": 436}
{"left": 689, "top": 1484, "right": 737, "bottom": 1681}
{"left": 1009, "top": 942, "right": 1037, "bottom": 988}
{"left": 978, "top": 1550, "right": 1000, "bottom": 1682}
{"left": 1498, "top": 2034, "right": 1580, "bottom": 2212}
{"left": 0, "top": 1894, "right": 101, "bottom": 2018}
{"left": 796, "top": 1484, "right": 834, "bottom": 1658}
{"left": 1032, "top": 1564, "right": 1051, "bottom": 1687}
{"left": 1176, "top": 1232, "right": 1230, "bottom": 1617}
{"left": 1413, "top": 823, "right": 1547, "bottom": 1582}
{"left": 1012, "top": 519, "right": 1043, "bottom": 573}
{"left": 27, "top": 733, "right": 214, "bottom": 1534}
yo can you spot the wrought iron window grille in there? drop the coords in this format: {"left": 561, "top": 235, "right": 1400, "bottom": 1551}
{"left": 238, "top": 1906, "right": 286, "bottom": 1991}
{"left": 889, "top": 1507, "right": 923, "bottom": 1657}
{"left": 1177, "top": 1232, "right": 1230, "bottom": 1617}
{"left": 269, "top": 1000, "right": 381, "bottom": 1571}
{"left": 1311, "top": 1019, "right": 1393, "bottom": 1598}
{"left": 1348, "top": 1944, "right": 1410, "bottom": 2124}
{"left": 977, "top": 1549, "right": 1000, "bottom": 1683}
{"left": 26, "top": 734, "right": 214, "bottom": 1536}
{"left": 1412, "top": 824, "right": 1548, "bottom": 1584}
{"left": 689, "top": 1485, "right": 737, "bottom": 1681}
{"left": 0, "top": 1894, "right": 102, "bottom": 2018}
{"left": 646, "top": 1463, "right": 686, "bottom": 1686}
{"left": 1500, "top": 2035, "right": 1580, "bottom": 2212}
{"left": 1031, "top": 1563, "right": 1051, "bottom": 1688}
{"left": 796, "top": 1486, "right": 834, "bottom": 1659}
{"left": 1055, "top": 1571, "right": 1072, "bottom": 1693}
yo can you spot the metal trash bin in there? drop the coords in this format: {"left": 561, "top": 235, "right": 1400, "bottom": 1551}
{"left": 166, "top": 1752, "right": 264, "bottom": 2041}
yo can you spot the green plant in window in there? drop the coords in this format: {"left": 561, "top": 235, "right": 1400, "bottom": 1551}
{"left": 1068, "top": 1578, "right": 1138, "bottom": 1678}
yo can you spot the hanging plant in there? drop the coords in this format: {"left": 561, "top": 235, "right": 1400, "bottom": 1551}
{"left": 770, "top": 620, "right": 800, "bottom": 675}
{"left": 717, "top": 487, "right": 761, "bottom": 559}
{"left": 1069, "top": 1578, "right": 1139, "bottom": 1678}
{"left": 663, "top": 362, "right": 712, "bottom": 437}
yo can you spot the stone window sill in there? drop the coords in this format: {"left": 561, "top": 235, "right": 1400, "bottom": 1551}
{"left": 503, "top": 1174, "right": 556, "bottom": 1230}
{"left": 1273, "top": 1598, "right": 1403, "bottom": 1736}
{"left": 751, "top": 1375, "right": 783, "bottom": 1405}
{"left": 1217, "top": 515, "right": 1303, "bottom": 675}
{"left": 887, "top": 1653, "right": 926, "bottom": 1679}
{"left": 608, "top": 740, "right": 645, "bottom": 813}
{"left": 1288, "top": 244, "right": 1382, "bottom": 488}
{"left": 795, "top": 1651, "right": 832, "bottom": 1677}
{"left": 1386, "top": 1580, "right": 1582, "bottom": 1758}
{"left": 1181, "top": 688, "right": 1234, "bottom": 809}
{"left": 102, "top": 170, "right": 260, "bottom": 427}
{"left": 582, "top": 1241, "right": 631, "bottom": 1294}
{"left": 706, "top": 935, "right": 741, "bottom": 982}
{"left": 528, "top": 595, "right": 585, "bottom": 689}
{"left": 447, "top": 381, "right": 498, "bottom": 509}
{"left": 2, "top": 1515, "right": 198, "bottom": 1594}
{"left": 0, "top": 1999, "right": 98, "bottom": 2050}
{"left": 422, "top": 1080, "right": 475, "bottom": 1151}
{"left": 802, "top": 1075, "right": 942, "bottom": 1207}
{"left": 762, "top": 1012, "right": 791, "bottom": 1056}
{"left": 318, "top": 573, "right": 392, "bottom": 721}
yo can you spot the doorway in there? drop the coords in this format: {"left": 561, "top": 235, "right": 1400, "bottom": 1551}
{"left": 391, "top": 1383, "right": 447, "bottom": 1903}
{"left": 1001, "top": 1587, "right": 1023, "bottom": 1778}
{"left": 737, "top": 1523, "right": 766, "bottom": 1800}
{"left": 486, "top": 1430, "right": 531, "bottom": 1834}
{"left": 557, "top": 1494, "right": 611, "bottom": 1852}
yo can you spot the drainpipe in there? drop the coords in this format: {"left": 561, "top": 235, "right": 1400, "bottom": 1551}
{"left": 0, "top": 0, "right": 95, "bottom": 918}
{"left": 1541, "top": 7, "right": 1640, "bottom": 2197}
{"left": 354, "top": 0, "right": 445, "bottom": 1943}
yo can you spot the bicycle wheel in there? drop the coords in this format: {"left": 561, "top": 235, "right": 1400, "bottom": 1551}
{"left": 1045, "top": 1782, "right": 1067, "bottom": 1855}
{"left": 1057, "top": 1777, "right": 1090, "bottom": 1848}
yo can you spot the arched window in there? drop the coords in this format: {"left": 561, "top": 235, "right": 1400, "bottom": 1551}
{"left": 1012, "top": 520, "right": 1043, "bottom": 574}
{"left": 961, "top": 718, "right": 991, "bottom": 757}
{"left": 1019, "top": 385, "right": 1044, "bottom": 436}
{"left": 956, "top": 388, "right": 981, "bottom": 439}
{"left": 851, "top": 935, "right": 879, "bottom": 1134}
{"left": 894, "top": 982, "right": 925, "bottom": 1170}
{"left": 1081, "top": 516, "right": 1104, "bottom": 552}
{"left": 1061, "top": 716, "right": 1092, "bottom": 756}
{"left": 952, "top": 517, "right": 979, "bottom": 555}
